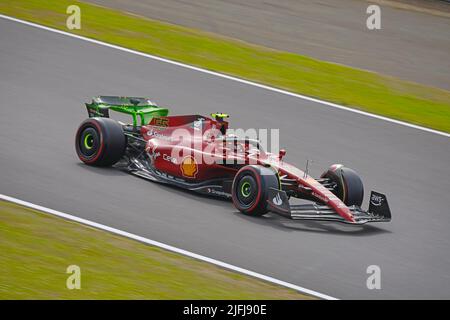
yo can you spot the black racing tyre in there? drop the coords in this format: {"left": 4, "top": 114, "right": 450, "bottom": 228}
{"left": 75, "top": 118, "right": 126, "bottom": 166}
{"left": 232, "top": 165, "right": 280, "bottom": 216}
{"left": 320, "top": 164, "right": 364, "bottom": 207}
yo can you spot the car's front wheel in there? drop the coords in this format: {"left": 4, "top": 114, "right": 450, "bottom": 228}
{"left": 321, "top": 164, "right": 364, "bottom": 207}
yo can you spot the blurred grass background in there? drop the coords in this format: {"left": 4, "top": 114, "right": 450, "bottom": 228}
{"left": 0, "top": 0, "right": 449, "bottom": 132}
{"left": 0, "top": 200, "right": 310, "bottom": 299}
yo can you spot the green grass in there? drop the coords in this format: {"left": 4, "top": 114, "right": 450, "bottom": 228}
{"left": 0, "top": 200, "right": 311, "bottom": 299}
{"left": 1, "top": 0, "right": 449, "bottom": 132}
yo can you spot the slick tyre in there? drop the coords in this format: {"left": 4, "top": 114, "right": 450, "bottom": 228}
{"left": 321, "top": 164, "right": 364, "bottom": 207}
{"left": 75, "top": 118, "right": 126, "bottom": 166}
{"left": 232, "top": 165, "right": 280, "bottom": 216}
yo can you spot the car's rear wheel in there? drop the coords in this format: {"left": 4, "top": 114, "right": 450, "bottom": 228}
{"left": 232, "top": 165, "right": 280, "bottom": 216}
{"left": 75, "top": 118, "right": 126, "bottom": 166}
{"left": 321, "top": 164, "right": 364, "bottom": 207}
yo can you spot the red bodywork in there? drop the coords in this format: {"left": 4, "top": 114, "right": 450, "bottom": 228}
{"left": 139, "top": 115, "right": 355, "bottom": 223}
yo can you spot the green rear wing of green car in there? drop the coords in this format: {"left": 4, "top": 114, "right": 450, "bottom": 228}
{"left": 85, "top": 96, "right": 169, "bottom": 126}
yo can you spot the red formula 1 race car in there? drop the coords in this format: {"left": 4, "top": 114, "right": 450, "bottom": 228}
{"left": 75, "top": 96, "right": 391, "bottom": 225}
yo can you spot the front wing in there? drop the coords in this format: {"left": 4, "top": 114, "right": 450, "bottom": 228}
{"left": 267, "top": 189, "right": 392, "bottom": 225}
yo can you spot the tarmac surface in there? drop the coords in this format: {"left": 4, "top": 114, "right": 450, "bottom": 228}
{"left": 1, "top": 17, "right": 450, "bottom": 298}
{"left": 87, "top": 0, "right": 450, "bottom": 89}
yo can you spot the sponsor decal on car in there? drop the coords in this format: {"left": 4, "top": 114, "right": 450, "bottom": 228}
{"left": 146, "top": 128, "right": 173, "bottom": 141}
{"left": 272, "top": 192, "right": 283, "bottom": 206}
{"left": 149, "top": 151, "right": 161, "bottom": 160}
{"left": 207, "top": 188, "right": 231, "bottom": 198}
{"left": 163, "top": 154, "right": 178, "bottom": 164}
{"left": 370, "top": 193, "right": 384, "bottom": 206}
{"left": 152, "top": 117, "right": 169, "bottom": 127}
{"left": 88, "top": 109, "right": 107, "bottom": 117}
{"left": 191, "top": 118, "right": 205, "bottom": 131}
{"left": 180, "top": 155, "right": 198, "bottom": 178}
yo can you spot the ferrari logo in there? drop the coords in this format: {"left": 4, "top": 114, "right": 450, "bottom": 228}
{"left": 181, "top": 156, "right": 198, "bottom": 178}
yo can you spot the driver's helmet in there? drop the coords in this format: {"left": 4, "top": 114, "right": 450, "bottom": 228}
{"left": 211, "top": 113, "right": 229, "bottom": 135}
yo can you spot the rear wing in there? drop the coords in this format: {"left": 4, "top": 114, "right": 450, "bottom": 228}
{"left": 85, "top": 96, "right": 169, "bottom": 126}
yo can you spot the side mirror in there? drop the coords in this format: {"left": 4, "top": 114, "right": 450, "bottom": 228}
{"left": 278, "top": 149, "right": 286, "bottom": 160}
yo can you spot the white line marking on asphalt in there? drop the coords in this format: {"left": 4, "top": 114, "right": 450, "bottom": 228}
{"left": 0, "top": 14, "right": 449, "bottom": 138}
{"left": 0, "top": 194, "right": 338, "bottom": 300}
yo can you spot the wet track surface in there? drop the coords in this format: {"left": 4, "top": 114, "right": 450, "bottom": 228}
{"left": 1, "top": 18, "right": 449, "bottom": 298}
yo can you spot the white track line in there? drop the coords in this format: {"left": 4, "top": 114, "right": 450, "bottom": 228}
{"left": 0, "top": 14, "right": 449, "bottom": 138}
{"left": 0, "top": 194, "right": 337, "bottom": 300}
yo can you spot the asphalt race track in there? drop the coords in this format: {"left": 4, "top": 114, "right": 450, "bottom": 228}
{"left": 87, "top": 0, "right": 450, "bottom": 89}
{"left": 1, "top": 18, "right": 449, "bottom": 299}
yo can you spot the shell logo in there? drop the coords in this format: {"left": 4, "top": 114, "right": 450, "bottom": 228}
{"left": 180, "top": 155, "right": 198, "bottom": 178}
